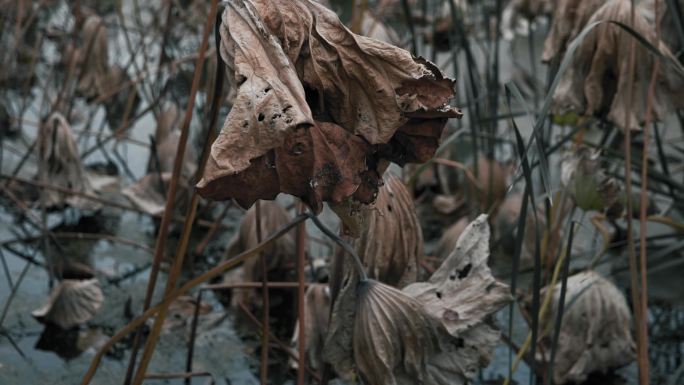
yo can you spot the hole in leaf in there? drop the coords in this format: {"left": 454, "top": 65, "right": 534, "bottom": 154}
{"left": 457, "top": 263, "right": 472, "bottom": 279}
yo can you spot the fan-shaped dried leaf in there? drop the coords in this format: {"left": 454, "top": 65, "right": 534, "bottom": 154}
{"left": 32, "top": 278, "right": 104, "bottom": 329}
{"left": 350, "top": 175, "right": 423, "bottom": 288}
{"left": 561, "top": 145, "right": 623, "bottom": 217}
{"left": 552, "top": 0, "right": 684, "bottom": 131}
{"left": 37, "top": 113, "right": 100, "bottom": 211}
{"left": 538, "top": 271, "right": 635, "bottom": 384}
{"left": 290, "top": 284, "right": 331, "bottom": 371}
{"left": 197, "top": 0, "right": 461, "bottom": 214}
{"left": 324, "top": 215, "right": 511, "bottom": 384}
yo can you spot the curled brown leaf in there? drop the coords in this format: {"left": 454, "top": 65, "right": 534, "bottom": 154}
{"left": 538, "top": 271, "right": 635, "bottom": 384}
{"left": 197, "top": 0, "right": 461, "bottom": 214}
{"left": 551, "top": 0, "right": 684, "bottom": 131}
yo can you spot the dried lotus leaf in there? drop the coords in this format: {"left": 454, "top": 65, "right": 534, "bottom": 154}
{"left": 216, "top": 201, "right": 298, "bottom": 307}
{"left": 350, "top": 279, "right": 499, "bottom": 385}
{"left": 350, "top": 174, "right": 423, "bottom": 288}
{"left": 324, "top": 215, "right": 510, "bottom": 384}
{"left": 76, "top": 15, "right": 109, "bottom": 100}
{"left": 37, "top": 113, "right": 100, "bottom": 211}
{"left": 32, "top": 278, "right": 104, "bottom": 329}
{"left": 539, "top": 271, "right": 635, "bottom": 384}
{"left": 541, "top": 0, "right": 604, "bottom": 63}
{"left": 227, "top": 201, "right": 297, "bottom": 278}
{"left": 404, "top": 215, "right": 511, "bottom": 336}
{"left": 552, "top": 0, "right": 684, "bottom": 131}
{"left": 197, "top": 0, "right": 461, "bottom": 214}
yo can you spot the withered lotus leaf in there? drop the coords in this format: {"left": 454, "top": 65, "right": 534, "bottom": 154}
{"left": 215, "top": 201, "right": 298, "bottom": 306}
{"left": 225, "top": 201, "right": 297, "bottom": 278}
{"left": 404, "top": 215, "right": 511, "bottom": 336}
{"left": 552, "top": 0, "right": 684, "bottom": 131}
{"left": 350, "top": 174, "right": 423, "bottom": 288}
{"left": 541, "top": 0, "right": 604, "bottom": 63}
{"left": 538, "top": 271, "right": 635, "bottom": 384}
{"left": 37, "top": 113, "right": 100, "bottom": 211}
{"left": 324, "top": 215, "right": 510, "bottom": 383}
{"left": 196, "top": 0, "right": 461, "bottom": 213}
{"left": 32, "top": 278, "right": 104, "bottom": 330}
{"left": 75, "top": 15, "right": 109, "bottom": 100}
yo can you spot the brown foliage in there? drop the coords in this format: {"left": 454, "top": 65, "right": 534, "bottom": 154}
{"left": 350, "top": 175, "right": 423, "bottom": 288}
{"left": 538, "top": 271, "right": 635, "bottom": 384}
{"left": 37, "top": 113, "right": 100, "bottom": 210}
{"left": 196, "top": 0, "right": 461, "bottom": 214}
{"left": 551, "top": 0, "right": 684, "bottom": 131}
{"left": 324, "top": 215, "right": 511, "bottom": 384}
{"left": 32, "top": 278, "right": 104, "bottom": 329}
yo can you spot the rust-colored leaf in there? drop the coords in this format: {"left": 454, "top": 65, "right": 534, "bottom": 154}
{"left": 197, "top": 0, "right": 461, "bottom": 214}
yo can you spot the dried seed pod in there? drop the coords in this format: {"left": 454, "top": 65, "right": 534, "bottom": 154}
{"left": 561, "top": 146, "right": 623, "bottom": 218}
{"left": 290, "top": 284, "right": 331, "bottom": 371}
{"left": 37, "top": 113, "right": 100, "bottom": 211}
{"left": 324, "top": 215, "right": 511, "bottom": 384}
{"left": 538, "top": 271, "right": 635, "bottom": 384}
{"left": 349, "top": 175, "right": 423, "bottom": 288}
{"left": 32, "top": 278, "right": 104, "bottom": 330}
{"left": 196, "top": 0, "right": 461, "bottom": 217}
{"left": 551, "top": 0, "right": 684, "bottom": 131}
